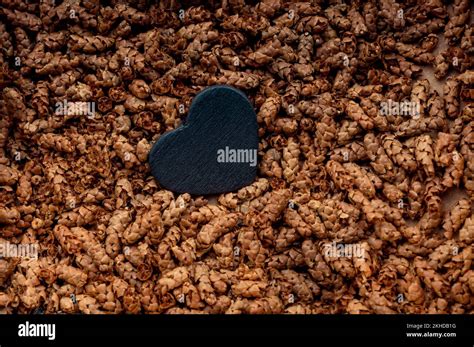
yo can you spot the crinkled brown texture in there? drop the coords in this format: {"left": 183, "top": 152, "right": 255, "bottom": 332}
{"left": 0, "top": 0, "right": 472, "bottom": 315}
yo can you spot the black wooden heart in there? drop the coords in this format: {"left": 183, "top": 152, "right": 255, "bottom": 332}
{"left": 149, "top": 85, "right": 258, "bottom": 195}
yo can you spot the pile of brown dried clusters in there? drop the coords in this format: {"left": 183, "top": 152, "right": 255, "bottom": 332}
{"left": 0, "top": 0, "right": 473, "bottom": 314}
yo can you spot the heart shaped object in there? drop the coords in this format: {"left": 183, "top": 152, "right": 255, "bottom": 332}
{"left": 148, "top": 85, "right": 258, "bottom": 195}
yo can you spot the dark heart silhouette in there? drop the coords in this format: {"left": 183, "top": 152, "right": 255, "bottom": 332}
{"left": 148, "top": 85, "right": 258, "bottom": 195}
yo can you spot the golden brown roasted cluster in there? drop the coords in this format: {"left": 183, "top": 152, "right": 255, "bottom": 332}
{"left": 0, "top": 0, "right": 473, "bottom": 314}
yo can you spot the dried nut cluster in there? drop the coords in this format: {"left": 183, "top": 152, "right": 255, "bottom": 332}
{"left": 0, "top": 0, "right": 473, "bottom": 314}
